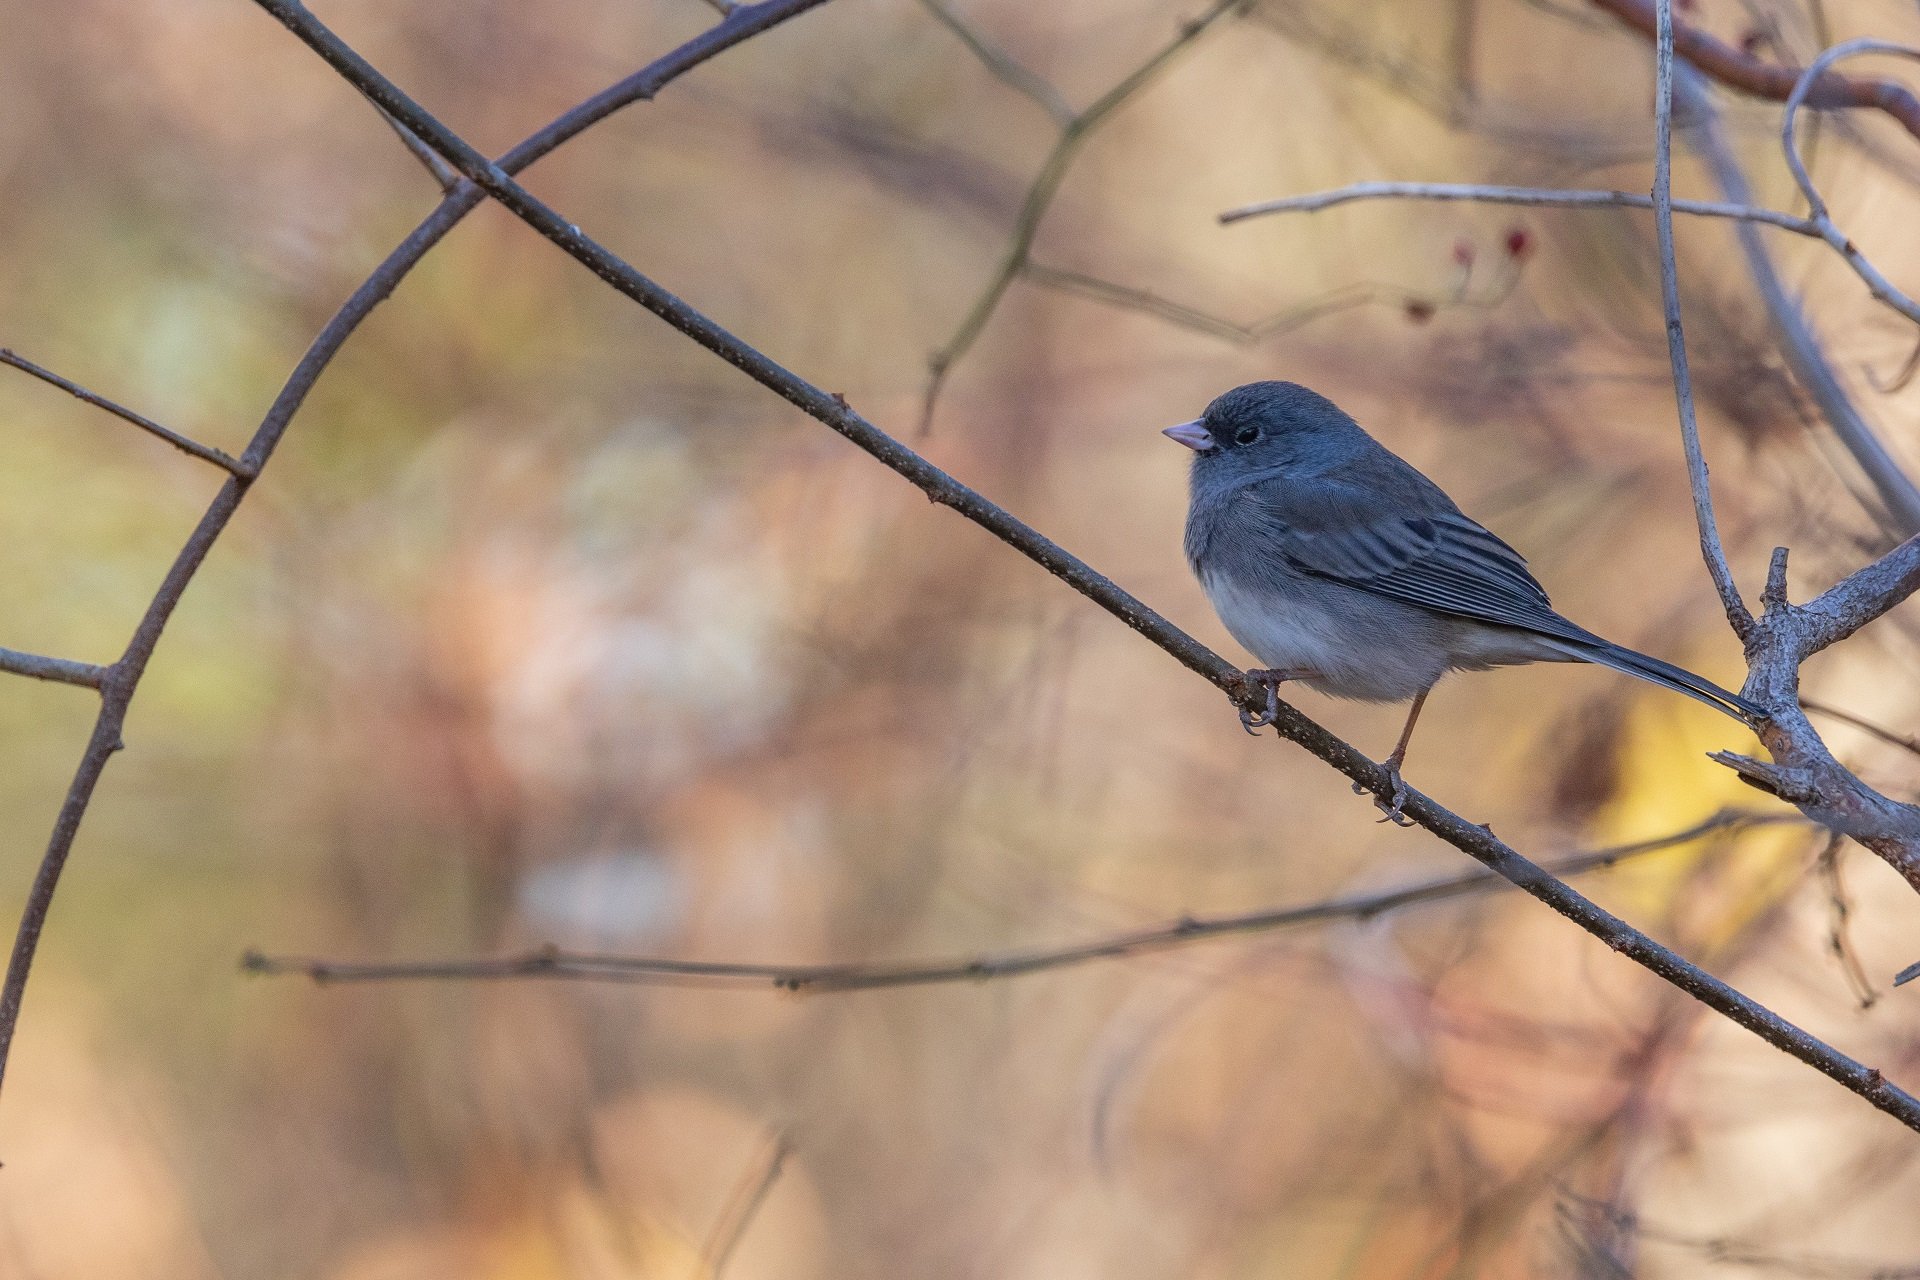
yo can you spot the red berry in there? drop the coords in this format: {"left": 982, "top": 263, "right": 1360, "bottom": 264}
{"left": 1452, "top": 239, "right": 1475, "bottom": 268}
{"left": 1505, "top": 227, "right": 1533, "bottom": 259}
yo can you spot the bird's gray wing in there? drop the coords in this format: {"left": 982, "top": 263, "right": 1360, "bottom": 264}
{"left": 1235, "top": 477, "right": 1596, "bottom": 644}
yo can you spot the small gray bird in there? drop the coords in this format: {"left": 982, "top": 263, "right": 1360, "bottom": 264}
{"left": 1165, "top": 381, "right": 1761, "bottom": 815}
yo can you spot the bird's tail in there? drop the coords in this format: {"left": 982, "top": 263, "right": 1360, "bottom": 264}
{"left": 1541, "top": 635, "right": 1764, "bottom": 722}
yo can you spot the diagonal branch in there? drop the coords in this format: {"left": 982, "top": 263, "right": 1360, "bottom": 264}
{"left": 0, "top": 0, "right": 838, "bottom": 1110}
{"left": 244, "top": 810, "right": 1795, "bottom": 989}
{"left": 247, "top": 0, "right": 1920, "bottom": 1135}
{"left": 0, "top": 348, "right": 252, "bottom": 477}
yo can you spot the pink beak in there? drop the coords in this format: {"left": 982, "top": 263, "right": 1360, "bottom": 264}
{"left": 1162, "top": 419, "right": 1213, "bottom": 451}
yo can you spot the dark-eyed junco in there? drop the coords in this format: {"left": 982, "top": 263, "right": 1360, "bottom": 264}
{"left": 1165, "top": 381, "right": 1761, "bottom": 816}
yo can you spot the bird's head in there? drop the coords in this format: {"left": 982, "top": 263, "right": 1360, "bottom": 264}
{"left": 1163, "top": 381, "right": 1368, "bottom": 484}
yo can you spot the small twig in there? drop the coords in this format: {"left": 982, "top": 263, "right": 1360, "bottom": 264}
{"left": 1774, "top": 42, "right": 1920, "bottom": 333}
{"left": 0, "top": 348, "right": 252, "bottom": 477}
{"left": 1021, "top": 254, "right": 1510, "bottom": 342}
{"left": 368, "top": 100, "right": 462, "bottom": 192}
{"left": 702, "top": 1132, "right": 790, "bottom": 1280}
{"left": 1222, "top": 182, "right": 1815, "bottom": 233}
{"left": 0, "top": 648, "right": 109, "bottom": 690}
{"left": 1866, "top": 332, "right": 1920, "bottom": 395}
{"left": 243, "top": 810, "right": 1792, "bottom": 989}
{"left": 1652, "top": 0, "right": 1752, "bottom": 637}
{"left": 1817, "top": 835, "right": 1877, "bottom": 1009}
{"left": 1802, "top": 699, "right": 1920, "bottom": 760}
{"left": 917, "top": 0, "right": 1074, "bottom": 126}
{"left": 1781, "top": 40, "right": 1920, "bottom": 335}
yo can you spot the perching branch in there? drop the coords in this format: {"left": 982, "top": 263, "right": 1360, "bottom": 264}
{"left": 248, "top": 0, "right": 1920, "bottom": 1134}
{"left": 244, "top": 810, "right": 1793, "bottom": 989}
{"left": 0, "top": 0, "right": 837, "bottom": 1107}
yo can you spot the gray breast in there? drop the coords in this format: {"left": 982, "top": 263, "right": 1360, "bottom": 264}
{"left": 1196, "top": 562, "right": 1453, "bottom": 703}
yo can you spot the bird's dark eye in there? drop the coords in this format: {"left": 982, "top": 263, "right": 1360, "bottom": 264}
{"left": 1234, "top": 425, "right": 1261, "bottom": 445}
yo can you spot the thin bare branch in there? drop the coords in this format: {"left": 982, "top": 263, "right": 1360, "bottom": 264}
{"left": 0, "top": 348, "right": 252, "bottom": 477}
{"left": 1818, "top": 835, "right": 1878, "bottom": 1010}
{"left": 243, "top": 810, "right": 1792, "bottom": 989}
{"left": 1222, "top": 182, "right": 1815, "bottom": 233}
{"left": 1802, "top": 699, "right": 1920, "bottom": 759}
{"left": 0, "top": 0, "right": 838, "bottom": 1108}
{"left": 1781, "top": 40, "right": 1920, "bottom": 324}
{"left": 1021, "top": 257, "right": 1507, "bottom": 342}
{"left": 918, "top": 0, "right": 1074, "bottom": 126}
{"left": 1651, "top": 0, "right": 1752, "bottom": 635}
{"left": 0, "top": 648, "right": 109, "bottom": 690}
{"left": 245, "top": 0, "right": 1920, "bottom": 1133}
{"left": 1222, "top": 180, "right": 1920, "bottom": 337}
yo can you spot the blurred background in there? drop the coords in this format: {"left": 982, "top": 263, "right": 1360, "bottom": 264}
{"left": 3, "top": 0, "right": 1920, "bottom": 1274}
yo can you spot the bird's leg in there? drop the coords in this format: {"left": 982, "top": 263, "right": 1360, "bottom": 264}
{"left": 1370, "top": 686, "right": 1430, "bottom": 825}
{"left": 1239, "top": 669, "right": 1303, "bottom": 735}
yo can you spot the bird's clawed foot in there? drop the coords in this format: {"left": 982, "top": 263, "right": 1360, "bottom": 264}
{"left": 1239, "top": 669, "right": 1287, "bottom": 735}
{"left": 1352, "top": 751, "right": 1414, "bottom": 825}
{"left": 1373, "top": 763, "right": 1414, "bottom": 826}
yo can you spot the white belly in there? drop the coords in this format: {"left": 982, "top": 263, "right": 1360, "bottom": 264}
{"left": 1199, "top": 568, "right": 1449, "bottom": 702}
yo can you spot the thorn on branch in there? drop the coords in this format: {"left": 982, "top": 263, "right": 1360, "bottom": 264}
{"left": 1763, "top": 546, "right": 1790, "bottom": 612}
{"left": 1708, "top": 751, "right": 1819, "bottom": 803}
